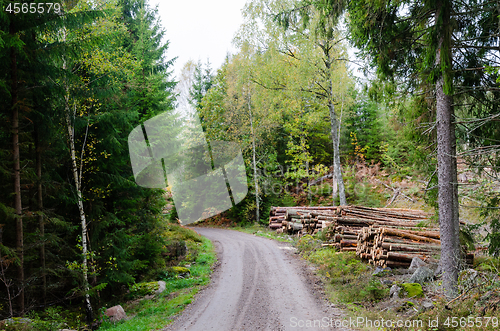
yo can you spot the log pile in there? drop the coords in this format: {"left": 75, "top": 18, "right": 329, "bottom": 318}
{"left": 268, "top": 205, "right": 429, "bottom": 238}
{"left": 269, "top": 205, "right": 473, "bottom": 267}
{"left": 356, "top": 226, "right": 442, "bottom": 268}
{"left": 268, "top": 206, "right": 339, "bottom": 235}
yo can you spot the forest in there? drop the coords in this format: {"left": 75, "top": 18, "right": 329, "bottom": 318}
{"left": 1, "top": 0, "right": 499, "bottom": 329}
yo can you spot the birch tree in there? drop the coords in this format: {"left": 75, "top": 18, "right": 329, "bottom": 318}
{"left": 236, "top": 0, "right": 354, "bottom": 205}
{"left": 58, "top": 0, "right": 132, "bottom": 322}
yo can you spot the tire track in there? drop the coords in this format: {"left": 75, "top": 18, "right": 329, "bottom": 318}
{"left": 163, "top": 228, "right": 350, "bottom": 331}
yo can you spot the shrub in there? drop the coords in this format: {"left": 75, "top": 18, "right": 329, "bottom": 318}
{"left": 364, "top": 279, "right": 390, "bottom": 301}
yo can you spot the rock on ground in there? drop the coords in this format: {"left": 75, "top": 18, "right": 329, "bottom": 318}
{"left": 410, "top": 266, "right": 434, "bottom": 284}
{"left": 408, "top": 257, "right": 427, "bottom": 274}
{"left": 105, "top": 305, "right": 127, "bottom": 322}
{"left": 156, "top": 281, "right": 166, "bottom": 294}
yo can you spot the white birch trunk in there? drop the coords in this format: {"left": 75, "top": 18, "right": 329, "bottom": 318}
{"left": 329, "top": 99, "right": 347, "bottom": 206}
{"left": 65, "top": 103, "right": 93, "bottom": 323}
{"left": 248, "top": 90, "right": 259, "bottom": 223}
{"left": 322, "top": 41, "right": 347, "bottom": 206}
{"left": 63, "top": 46, "right": 93, "bottom": 322}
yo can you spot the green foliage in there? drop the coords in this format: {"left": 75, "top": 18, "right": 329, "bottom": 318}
{"left": 21, "top": 306, "right": 87, "bottom": 331}
{"left": 190, "top": 60, "right": 214, "bottom": 113}
{"left": 296, "top": 235, "right": 323, "bottom": 256}
{"left": 309, "top": 250, "right": 368, "bottom": 283}
{"left": 305, "top": 248, "right": 389, "bottom": 303}
{"left": 482, "top": 194, "right": 500, "bottom": 256}
{"left": 164, "top": 224, "right": 202, "bottom": 243}
{"left": 475, "top": 255, "right": 500, "bottom": 273}
{"left": 364, "top": 279, "right": 390, "bottom": 301}
{"left": 99, "top": 235, "right": 215, "bottom": 331}
{"left": 342, "top": 165, "right": 384, "bottom": 207}
{"left": 343, "top": 99, "right": 384, "bottom": 163}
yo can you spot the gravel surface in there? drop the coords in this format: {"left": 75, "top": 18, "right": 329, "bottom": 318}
{"left": 163, "top": 228, "right": 351, "bottom": 331}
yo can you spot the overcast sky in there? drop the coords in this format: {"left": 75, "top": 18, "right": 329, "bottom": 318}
{"left": 149, "top": 0, "right": 249, "bottom": 80}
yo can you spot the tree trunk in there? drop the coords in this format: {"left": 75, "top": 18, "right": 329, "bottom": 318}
{"left": 0, "top": 224, "right": 14, "bottom": 317}
{"left": 381, "top": 228, "right": 441, "bottom": 244}
{"left": 10, "top": 22, "right": 24, "bottom": 315}
{"left": 329, "top": 99, "right": 347, "bottom": 205}
{"left": 248, "top": 87, "right": 259, "bottom": 223}
{"left": 323, "top": 43, "right": 347, "bottom": 206}
{"left": 63, "top": 46, "right": 93, "bottom": 323}
{"left": 435, "top": 0, "right": 460, "bottom": 299}
{"left": 66, "top": 109, "right": 93, "bottom": 324}
{"left": 35, "top": 128, "right": 46, "bottom": 305}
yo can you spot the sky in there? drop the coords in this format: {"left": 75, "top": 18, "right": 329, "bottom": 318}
{"left": 149, "top": 0, "right": 249, "bottom": 80}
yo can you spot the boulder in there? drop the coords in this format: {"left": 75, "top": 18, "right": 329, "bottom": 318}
{"left": 381, "top": 279, "right": 394, "bottom": 286}
{"left": 410, "top": 266, "right": 434, "bottom": 284}
{"left": 408, "top": 257, "right": 427, "bottom": 274}
{"left": 162, "top": 240, "right": 187, "bottom": 262}
{"left": 105, "top": 305, "right": 127, "bottom": 322}
{"left": 373, "top": 266, "right": 392, "bottom": 277}
{"left": 434, "top": 263, "right": 443, "bottom": 278}
{"left": 421, "top": 300, "right": 434, "bottom": 311}
{"left": 129, "top": 281, "right": 160, "bottom": 297}
{"left": 170, "top": 266, "right": 191, "bottom": 278}
{"left": 396, "top": 301, "right": 416, "bottom": 312}
{"left": 390, "top": 285, "right": 402, "bottom": 300}
{"left": 155, "top": 281, "right": 166, "bottom": 294}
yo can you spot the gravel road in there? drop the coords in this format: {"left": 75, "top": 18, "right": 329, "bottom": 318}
{"left": 163, "top": 228, "right": 351, "bottom": 331}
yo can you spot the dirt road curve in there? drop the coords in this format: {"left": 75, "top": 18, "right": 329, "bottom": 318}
{"left": 163, "top": 228, "right": 350, "bottom": 331}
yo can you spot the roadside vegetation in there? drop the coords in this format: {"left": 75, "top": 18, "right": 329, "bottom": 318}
{"left": 98, "top": 229, "right": 215, "bottom": 331}
{"left": 0, "top": 225, "right": 216, "bottom": 331}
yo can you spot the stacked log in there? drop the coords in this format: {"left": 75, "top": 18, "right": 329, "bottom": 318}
{"left": 268, "top": 205, "right": 429, "bottom": 253}
{"left": 269, "top": 205, "right": 428, "bottom": 255}
{"left": 357, "top": 226, "right": 442, "bottom": 268}
{"left": 268, "top": 205, "right": 474, "bottom": 267}
{"left": 268, "top": 206, "right": 338, "bottom": 235}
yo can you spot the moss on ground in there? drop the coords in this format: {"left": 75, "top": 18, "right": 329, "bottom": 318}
{"left": 400, "top": 283, "right": 424, "bottom": 298}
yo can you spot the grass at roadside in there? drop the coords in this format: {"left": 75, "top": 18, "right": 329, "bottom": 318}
{"left": 98, "top": 233, "right": 216, "bottom": 331}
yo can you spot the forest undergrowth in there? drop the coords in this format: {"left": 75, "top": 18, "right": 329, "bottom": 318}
{"left": 0, "top": 225, "right": 216, "bottom": 331}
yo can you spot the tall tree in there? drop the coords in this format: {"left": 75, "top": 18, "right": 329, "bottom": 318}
{"left": 238, "top": 0, "right": 354, "bottom": 205}
{"left": 8, "top": 14, "right": 24, "bottom": 314}
{"left": 341, "top": 0, "right": 499, "bottom": 297}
